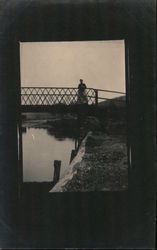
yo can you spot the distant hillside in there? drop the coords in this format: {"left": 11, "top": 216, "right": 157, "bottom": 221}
{"left": 98, "top": 95, "right": 126, "bottom": 108}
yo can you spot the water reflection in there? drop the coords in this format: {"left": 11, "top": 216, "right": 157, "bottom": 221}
{"left": 22, "top": 124, "right": 77, "bottom": 182}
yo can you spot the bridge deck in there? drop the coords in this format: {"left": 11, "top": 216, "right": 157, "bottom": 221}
{"left": 21, "top": 104, "right": 99, "bottom": 114}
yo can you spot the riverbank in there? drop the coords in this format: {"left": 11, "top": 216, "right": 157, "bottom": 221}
{"left": 64, "top": 133, "right": 127, "bottom": 191}
{"left": 22, "top": 112, "right": 78, "bottom": 139}
{"left": 50, "top": 114, "right": 128, "bottom": 192}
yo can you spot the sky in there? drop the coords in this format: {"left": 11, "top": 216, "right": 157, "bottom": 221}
{"left": 20, "top": 40, "right": 126, "bottom": 98}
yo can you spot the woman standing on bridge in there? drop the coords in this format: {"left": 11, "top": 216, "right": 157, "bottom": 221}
{"left": 77, "top": 79, "right": 88, "bottom": 105}
{"left": 77, "top": 79, "right": 88, "bottom": 139}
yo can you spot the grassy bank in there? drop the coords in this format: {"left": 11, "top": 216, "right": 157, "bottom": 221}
{"left": 58, "top": 111, "right": 128, "bottom": 192}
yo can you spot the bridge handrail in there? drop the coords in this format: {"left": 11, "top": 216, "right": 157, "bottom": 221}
{"left": 21, "top": 87, "right": 125, "bottom": 95}
{"left": 21, "top": 87, "right": 125, "bottom": 106}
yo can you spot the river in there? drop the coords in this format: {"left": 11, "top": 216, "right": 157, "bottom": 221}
{"left": 22, "top": 113, "right": 78, "bottom": 182}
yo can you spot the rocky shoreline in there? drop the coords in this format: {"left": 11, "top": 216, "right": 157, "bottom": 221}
{"left": 63, "top": 133, "right": 127, "bottom": 191}
{"left": 50, "top": 114, "right": 128, "bottom": 192}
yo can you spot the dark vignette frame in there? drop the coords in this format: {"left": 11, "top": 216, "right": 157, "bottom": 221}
{"left": 0, "top": 0, "right": 156, "bottom": 248}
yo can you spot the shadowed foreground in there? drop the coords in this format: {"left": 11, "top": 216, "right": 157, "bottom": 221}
{"left": 1, "top": 190, "right": 153, "bottom": 249}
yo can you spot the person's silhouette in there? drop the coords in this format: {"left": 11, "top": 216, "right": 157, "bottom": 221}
{"left": 77, "top": 79, "right": 88, "bottom": 104}
{"left": 77, "top": 79, "right": 88, "bottom": 134}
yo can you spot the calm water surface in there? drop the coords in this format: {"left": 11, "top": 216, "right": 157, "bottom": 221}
{"left": 22, "top": 127, "right": 75, "bottom": 182}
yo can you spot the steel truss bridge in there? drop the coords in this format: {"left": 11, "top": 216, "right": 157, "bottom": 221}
{"left": 21, "top": 87, "right": 125, "bottom": 112}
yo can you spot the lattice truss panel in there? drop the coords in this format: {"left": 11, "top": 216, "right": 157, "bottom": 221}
{"left": 21, "top": 88, "right": 96, "bottom": 105}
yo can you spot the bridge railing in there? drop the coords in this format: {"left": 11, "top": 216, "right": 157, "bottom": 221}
{"left": 21, "top": 87, "right": 125, "bottom": 106}
{"left": 21, "top": 87, "right": 97, "bottom": 106}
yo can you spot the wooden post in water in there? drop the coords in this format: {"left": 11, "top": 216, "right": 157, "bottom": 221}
{"left": 53, "top": 160, "right": 61, "bottom": 184}
{"left": 70, "top": 149, "right": 77, "bottom": 163}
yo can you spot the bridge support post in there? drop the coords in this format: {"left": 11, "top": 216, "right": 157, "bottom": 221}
{"left": 95, "top": 89, "right": 98, "bottom": 105}
{"left": 53, "top": 160, "right": 61, "bottom": 184}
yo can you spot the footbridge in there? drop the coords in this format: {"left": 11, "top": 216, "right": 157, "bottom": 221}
{"left": 21, "top": 87, "right": 125, "bottom": 112}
